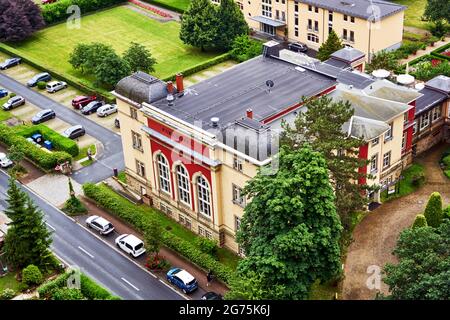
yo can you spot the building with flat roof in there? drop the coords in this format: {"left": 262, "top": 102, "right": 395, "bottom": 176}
{"left": 114, "top": 42, "right": 424, "bottom": 253}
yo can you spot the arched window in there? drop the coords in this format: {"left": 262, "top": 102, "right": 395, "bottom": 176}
{"left": 197, "top": 176, "right": 211, "bottom": 217}
{"left": 307, "top": 33, "right": 319, "bottom": 43}
{"left": 157, "top": 154, "right": 171, "bottom": 193}
{"left": 176, "top": 165, "right": 191, "bottom": 205}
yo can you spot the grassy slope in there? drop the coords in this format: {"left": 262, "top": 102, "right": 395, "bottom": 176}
{"left": 7, "top": 6, "right": 219, "bottom": 83}
{"left": 392, "top": 0, "right": 431, "bottom": 31}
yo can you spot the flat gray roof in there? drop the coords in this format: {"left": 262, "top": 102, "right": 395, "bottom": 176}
{"left": 151, "top": 56, "right": 337, "bottom": 130}
{"left": 331, "top": 47, "right": 365, "bottom": 63}
{"left": 250, "top": 16, "right": 286, "bottom": 27}
{"left": 297, "top": 0, "right": 406, "bottom": 21}
{"left": 415, "top": 87, "right": 448, "bottom": 115}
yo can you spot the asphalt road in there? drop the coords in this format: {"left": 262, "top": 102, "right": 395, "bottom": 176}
{"left": 0, "top": 73, "right": 125, "bottom": 184}
{"left": 0, "top": 170, "right": 185, "bottom": 300}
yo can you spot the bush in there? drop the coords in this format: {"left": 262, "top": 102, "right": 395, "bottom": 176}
{"left": 444, "top": 206, "right": 450, "bottom": 220}
{"left": 63, "top": 196, "right": 87, "bottom": 215}
{"left": 432, "top": 42, "right": 450, "bottom": 62}
{"left": 14, "top": 124, "right": 79, "bottom": 157}
{"left": 195, "top": 237, "right": 218, "bottom": 256}
{"left": 230, "top": 35, "right": 263, "bottom": 63}
{"left": 37, "top": 272, "right": 72, "bottom": 299}
{"left": 411, "top": 60, "right": 450, "bottom": 81}
{"left": 412, "top": 214, "right": 428, "bottom": 228}
{"left": 36, "top": 81, "right": 47, "bottom": 90}
{"left": 22, "top": 264, "right": 43, "bottom": 286}
{"left": 80, "top": 274, "right": 119, "bottom": 300}
{"left": 9, "top": 92, "right": 16, "bottom": 98}
{"left": 0, "top": 288, "right": 16, "bottom": 300}
{"left": 145, "top": 253, "right": 171, "bottom": 271}
{"left": 52, "top": 287, "right": 85, "bottom": 300}
{"left": 411, "top": 172, "right": 426, "bottom": 187}
{"left": 82, "top": 183, "right": 235, "bottom": 284}
{"left": 424, "top": 192, "right": 443, "bottom": 228}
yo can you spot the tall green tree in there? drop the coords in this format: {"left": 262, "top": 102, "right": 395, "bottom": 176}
{"left": 233, "top": 145, "right": 343, "bottom": 299}
{"left": 179, "top": 0, "right": 218, "bottom": 51}
{"left": 230, "top": 35, "right": 262, "bottom": 62}
{"left": 144, "top": 219, "right": 163, "bottom": 254}
{"left": 424, "top": 0, "right": 450, "bottom": 37}
{"left": 366, "top": 50, "right": 400, "bottom": 73}
{"left": 3, "top": 178, "right": 53, "bottom": 269}
{"left": 282, "top": 96, "right": 369, "bottom": 229}
{"left": 316, "top": 30, "right": 344, "bottom": 61}
{"left": 94, "top": 51, "right": 131, "bottom": 89}
{"left": 123, "top": 42, "right": 157, "bottom": 74}
{"left": 225, "top": 271, "right": 285, "bottom": 300}
{"left": 423, "top": 192, "right": 443, "bottom": 228}
{"left": 68, "top": 43, "right": 92, "bottom": 73}
{"left": 215, "top": 0, "right": 248, "bottom": 51}
{"left": 383, "top": 220, "right": 450, "bottom": 300}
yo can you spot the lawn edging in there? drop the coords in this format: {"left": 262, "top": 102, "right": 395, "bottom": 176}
{"left": 140, "top": 0, "right": 187, "bottom": 14}
{"left": 431, "top": 42, "right": 450, "bottom": 62}
{"left": 0, "top": 43, "right": 115, "bottom": 103}
{"left": 82, "top": 182, "right": 236, "bottom": 285}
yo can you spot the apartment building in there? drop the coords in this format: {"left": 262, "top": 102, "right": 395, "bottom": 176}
{"left": 113, "top": 43, "right": 423, "bottom": 253}
{"left": 221, "top": 0, "right": 405, "bottom": 60}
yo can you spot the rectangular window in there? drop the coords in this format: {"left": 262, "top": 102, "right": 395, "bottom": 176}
{"left": 402, "top": 132, "right": 406, "bottom": 150}
{"left": 385, "top": 123, "right": 393, "bottom": 140}
{"left": 131, "top": 131, "right": 143, "bottom": 151}
{"left": 262, "top": 0, "right": 272, "bottom": 17}
{"left": 420, "top": 112, "right": 430, "bottom": 130}
{"left": 282, "top": 0, "right": 285, "bottom": 4}
{"left": 130, "top": 107, "right": 138, "bottom": 120}
{"left": 432, "top": 106, "right": 441, "bottom": 122}
{"left": 232, "top": 184, "right": 245, "bottom": 207}
{"left": 314, "top": 20, "right": 319, "bottom": 32}
{"left": 329, "top": 25, "right": 333, "bottom": 34}
{"left": 275, "top": 10, "right": 279, "bottom": 20}
{"left": 295, "top": 27, "right": 299, "bottom": 37}
{"left": 179, "top": 214, "right": 191, "bottom": 230}
{"left": 413, "top": 122, "right": 418, "bottom": 135}
{"left": 233, "top": 156, "right": 243, "bottom": 172}
{"left": 350, "top": 31, "right": 355, "bottom": 42}
{"left": 370, "top": 154, "right": 378, "bottom": 172}
{"left": 350, "top": 16, "right": 355, "bottom": 23}
{"left": 235, "top": 216, "right": 241, "bottom": 232}
{"left": 308, "top": 5, "right": 312, "bottom": 11}
{"left": 308, "top": 19, "right": 312, "bottom": 30}
{"left": 135, "top": 159, "right": 145, "bottom": 177}
{"left": 294, "top": 14, "right": 299, "bottom": 26}
{"left": 372, "top": 137, "right": 379, "bottom": 146}
{"left": 295, "top": 4, "right": 298, "bottom": 12}
{"left": 343, "top": 29, "right": 348, "bottom": 40}
{"left": 383, "top": 151, "right": 391, "bottom": 169}
{"left": 315, "top": 6, "right": 319, "bottom": 13}
{"left": 329, "top": 11, "right": 333, "bottom": 21}
{"left": 344, "top": 15, "right": 348, "bottom": 21}
{"left": 404, "top": 113, "right": 408, "bottom": 124}
{"left": 281, "top": 11, "right": 285, "bottom": 22}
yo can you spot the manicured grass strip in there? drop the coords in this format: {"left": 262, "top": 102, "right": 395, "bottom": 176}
{"left": 74, "top": 145, "right": 96, "bottom": 161}
{"left": 391, "top": 0, "right": 432, "bottom": 31}
{"left": 0, "top": 97, "right": 12, "bottom": 121}
{"left": 381, "top": 163, "right": 425, "bottom": 202}
{"left": 0, "top": 272, "right": 21, "bottom": 293}
{"left": 82, "top": 183, "right": 237, "bottom": 284}
{"left": 142, "top": 0, "right": 190, "bottom": 13}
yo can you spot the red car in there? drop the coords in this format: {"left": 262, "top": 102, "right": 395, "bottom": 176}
{"left": 72, "top": 96, "right": 97, "bottom": 110}
{"left": 42, "top": 0, "right": 58, "bottom": 4}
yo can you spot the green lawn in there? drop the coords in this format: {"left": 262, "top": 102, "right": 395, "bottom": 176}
{"left": 147, "top": 0, "right": 191, "bottom": 12}
{"left": 381, "top": 163, "right": 425, "bottom": 202}
{"left": 5, "top": 6, "right": 219, "bottom": 90}
{"left": 0, "top": 96, "right": 12, "bottom": 122}
{"left": 74, "top": 144, "right": 96, "bottom": 161}
{"left": 0, "top": 272, "right": 21, "bottom": 293}
{"left": 117, "top": 171, "right": 127, "bottom": 184}
{"left": 392, "top": 0, "right": 432, "bottom": 31}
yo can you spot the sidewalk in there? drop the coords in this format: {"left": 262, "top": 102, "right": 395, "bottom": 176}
{"left": 79, "top": 197, "right": 229, "bottom": 296}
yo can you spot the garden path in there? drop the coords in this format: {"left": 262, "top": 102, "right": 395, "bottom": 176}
{"left": 400, "top": 36, "right": 450, "bottom": 65}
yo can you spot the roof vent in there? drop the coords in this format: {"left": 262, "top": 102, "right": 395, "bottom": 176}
{"left": 211, "top": 117, "right": 219, "bottom": 127}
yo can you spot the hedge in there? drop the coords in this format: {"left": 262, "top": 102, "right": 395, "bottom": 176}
{"left": 141, "top": 0, "right": 186, "bottom": 14}
{"left": 14, "top": 124, "right": 79, "bottom": 157}
{"left": 431, "top": 42, "right": 450, "bottom": 62}
{"left": 41, "top": 0, "right": 125, "bottom": 25}
{"left": 407, "top": 54, "right": 444, "bottom": 67}
{"left": 0, "top": 124, "right": 72, "bottom": 171}
{"left": 82, "top": 183, "right": 235, "bottom": 284}
{"left": 37, "top": 272, "right": 72, "bottom": 298}
{"left": 0, "top": 44, "right": 115, "bottom": 103}
{"left": 162, "top": 52, "right": 232, "bottom": 82}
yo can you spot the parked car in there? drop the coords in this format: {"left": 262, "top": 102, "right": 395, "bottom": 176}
{"left": 0, "top": 57, "right": 21, "bottom": 70}
{"left": 72, "top": 95, "right": 97, "bottom": 110}
{"left": 62, "top": 125, "right": 85, "bottom": 139}
{"left": 2, "top": 95, "right": 25, "bottom": 110}
{"left": 27, "top": 72, "right": 52, "bottom": 87}
{"left": 96, "top": 104, "right": 117, "bottom": 117}
{"left": 81, "top": 101, "right": 104, "bottom": 115}
{"left": 86, "top": 215, "right": 115, "bottom": 235}
{"left": 0, "top": 88, "right": 8, "bottom": 98}
{"left": 166, "top": 268, "right": 198, "bottom": 294}
{"left": 31, "top": 133, "right": 43, "bottom": 144}
{"left": 288, "top": 42, "right": 308, "bottom": 53}
{"left": 0, "top": 153, "right": 13, "bottom": 168}
{"left": 46, "top": 81, "right": 67, "bottom": 93}
{"left": 32, "top": 109, "right": 56, "bottom": 124}
{"left": 115, "top": 234, "right": 146, "bottom": 258}
{"left": 201, "top": 292, "right": 223, "bottom": 300}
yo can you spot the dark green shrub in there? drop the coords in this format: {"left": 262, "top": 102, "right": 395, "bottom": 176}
{"left": 230, "top": 35, "right": 263, "bottom": 63}
{"left": 195, "top": 237, "right": 218, "bottom": 256}
{"left": 37, "top": 81, "right": 47, "bottom": 90}
{"left": 9, "top": 92, "right": 16, "bottom": 98}
{"left": 63, "top": 196, "right": 87, "bottom": 215}
{"left": 51, "top": 287, "right": 84, "bottom": 300}
{"left": 424, "top": 192, "right": 443, "bottom": 228}
{"left": 411, "top": 172, "right": 425, "bottom": 187}
{"left": 0, "top": 288, "right": 16, "bottom": 300}
{"left": 22, "top": 264, "right": 43, "bottom": 286}
{"left": 412, "top": 214, "right": 428, "bottom": 228}
{"left": 37, "top": 272, "right": 71, "bottom": 298}
{"left": 80, "top": 274, "right": 118, "bottom": 299}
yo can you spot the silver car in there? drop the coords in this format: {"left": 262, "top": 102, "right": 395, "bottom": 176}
{"left": 96, "top": 104, "right": 118, "bottom": 117}
{"left": 46, "top": 81, "right": 67, "bottom": 93}
{"left": 2, "top": 95, "right": 25, "bottom": 110}
{"left": 86, "top": 215, "right": 115, "bottom": 235}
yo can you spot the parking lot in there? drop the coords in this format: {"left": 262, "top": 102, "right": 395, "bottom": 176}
{"left": 0, "top": 52, "right": 119, "bottom": 134}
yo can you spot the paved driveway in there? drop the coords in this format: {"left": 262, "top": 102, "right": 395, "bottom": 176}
{"left": 342, "top": 143, "right": 450, "bottom": 300}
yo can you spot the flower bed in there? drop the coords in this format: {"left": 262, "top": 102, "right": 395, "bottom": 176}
{"left": 129, "top": 0, "right": 173, "bottom": 18}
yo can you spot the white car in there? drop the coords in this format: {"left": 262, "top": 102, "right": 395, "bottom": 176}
{"left": 0, "top": 153, "right": 13, "bottom": 168}
{"left": 96, "top": 104, "right": 117, "bottom": 117}
{"left": 115, "top": 234, "right": 146, "bottom": 258}
{"left": 46, "top": 81, "right": 67, "bottom": 93}
{"left": 85, "top": 215, "right": 115, "bottom": 235}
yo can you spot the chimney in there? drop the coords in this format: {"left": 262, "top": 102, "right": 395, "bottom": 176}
{"left": 167, "top": 81, "right": 174, "bottom": 94}
{"left": 246, "top": 108, "right": 253, "bottom": 119}
{"left": 176, "top": 73, "right": 184, "bottom": 93}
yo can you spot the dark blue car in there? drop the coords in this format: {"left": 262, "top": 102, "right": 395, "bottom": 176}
{"left": 166, "top": 268, "right": 198, "bottom": 294}
{"left": 0, "top": 88, "right": 8, "bottom": 98}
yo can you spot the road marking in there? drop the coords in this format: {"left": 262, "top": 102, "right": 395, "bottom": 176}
{"left": 45, "top": 222, "right": 56, "bottom": 231}
{"left": 121, "top": 277, "right": 140, "bottom": 291}
{"left": 78, "top": 246, "right": 94, "bottom": 259}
